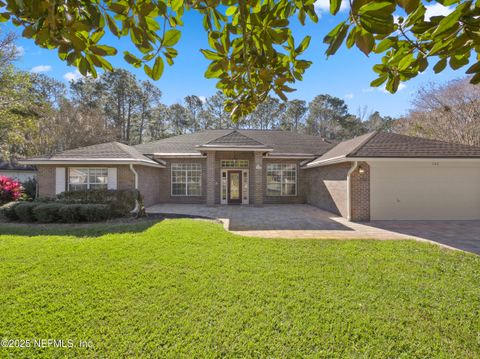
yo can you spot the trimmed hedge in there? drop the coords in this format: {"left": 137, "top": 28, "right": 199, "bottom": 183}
{"left": 33, "top": 203, "right": 63, "bottom": 223}
{"left": 79, "top": 204, "right": 110, "bottom": 222}
{"left": 0, "top": 201, "right": 21, "bottom": 221}
{"left": 14, "top": 202, "right": 38, "bottom": 222}
{"left": 2, "top": 202, "right": 115, "bottom": 223}
{"left": 1, "top": 189, "right": 139, "bottom": 223}
{"left": 57, "top": 189, "right": 138, "bottom": 217}
{"left": 58, "top": 204, "right": 83, "bottom": 223}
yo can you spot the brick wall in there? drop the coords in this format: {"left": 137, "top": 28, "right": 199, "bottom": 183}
{"left": 304, "top": 161, "right": 371, "bottom": 221}
{"left": 157, "top": 158, "right": 207, "bottom": 204}
{"left": 350, "top": 162, "right": 370, "bottom": 221}
{"left": 263, "top": 159, "right": 306, "bottom": 204}
{"left": 135, "top": 166, "right": 162, "bottom": 207}
{"left": 304, "top": 162, "right": 351, "bottom": 217}
{"left": 37, "top": 165, "right": 56, "bottom": 198}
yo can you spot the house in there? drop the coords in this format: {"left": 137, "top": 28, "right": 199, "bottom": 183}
{"left": 0, "top": 159, "right": 37, "bottom": 183}
{"left": 19, "top": 130, "right": 480, "bottom": 221}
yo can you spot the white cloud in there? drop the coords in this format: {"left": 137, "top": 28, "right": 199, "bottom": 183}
{"left": 314, "top": 0, "right": 349, "bottom": 16}
{"left": 198, "top": 96, "right": 207, "bottom": 103}
{"left": 425, "top": 3, "right": 454, "bottom": 19}
{"left": 14, "top": 46, "right": 24, "bottom": 57}
{"left": 31, "top": 65, "right": 52, "bottom": 73}
{"left": 361, "top": 87, "right": 375, "bottom": 93}
{"left": 63, "top": 70, "right": 82, "bottom": 82}
{"left": 344, "top": 93, "right": 354, "bottom": 99}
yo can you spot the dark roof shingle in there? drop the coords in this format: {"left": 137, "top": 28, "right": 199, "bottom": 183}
{"left": 24, "top": 142, "right": 163, "bottom": 165}
{"left": 202, "top": 130, "right": 268, "bottom": 147}
{"left": 306, "top": 131, "right": 480, "bottom": 167}
{"left": 352, "top": 132, "right": 480, "bottom": 158}
{"left": 306, "top": 132, "right": 375, "bottom": 166}
{"left": 0, "top": 159, "right": 35, "bottom": 171}
{"left": 134, "top": 129, "right": 334, "bottom": 156}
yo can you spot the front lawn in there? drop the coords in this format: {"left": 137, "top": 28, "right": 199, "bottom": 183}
{"left": 0, "top": 219, "right": 479, "bottom": 357}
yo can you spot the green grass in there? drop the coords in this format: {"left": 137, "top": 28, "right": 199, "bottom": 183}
{"left": 0, "top": 219, "right": 479, "bottom": 358}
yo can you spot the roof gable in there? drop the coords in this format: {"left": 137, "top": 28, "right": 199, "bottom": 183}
{"left": 200, "top": 130, "right": 269, "bottom": 148}
{"left": 305, "top": 132, "right": 375, "bottom": 167}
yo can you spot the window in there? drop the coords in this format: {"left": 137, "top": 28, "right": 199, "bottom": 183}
{"left": 221, "top": 160, "right": 249, "bottom": 168}
{"left": 171, "top": 163, "right": 202, "bottom": 196}
{"left": 266, "top": 164, "right": 297, "bottom": 196}
{"left": 68, "top": 168, "right": 108, "bottom": 191}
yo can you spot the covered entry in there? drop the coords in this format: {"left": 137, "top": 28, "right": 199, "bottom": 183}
{"left": 370, "top": 161, "right": 480, "bottom": 220}
{"left": 220, "top": 160, "right": 249, "bottom": 204}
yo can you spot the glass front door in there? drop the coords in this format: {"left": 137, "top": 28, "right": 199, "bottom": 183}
{"left": 227, "top": 170, "right": 242, "bottom": 204}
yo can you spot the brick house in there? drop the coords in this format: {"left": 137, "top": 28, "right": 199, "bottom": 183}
{"left": 20, "top": 130, "right": 480, "bottom": 221}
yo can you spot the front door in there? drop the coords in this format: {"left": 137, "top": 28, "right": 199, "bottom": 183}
{"left": 227, "top": 170, "right": 242, "bottom": 204}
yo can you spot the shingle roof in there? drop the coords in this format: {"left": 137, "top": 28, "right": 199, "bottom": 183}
{"left": 305, "top": 132, "right": 375, "bottom": 167}
{"left": 0, "top": 159, "right": 35, "bottom": 171}
{"left": 201, "top": 130, "right": 268, "bottom": 148}
{"left": 305, "top": 131, "right": 480, "bottom": 167}
{"left": 351, "top": 132, "right": 480, "bottom": 157}
{"left": 22, "top": 142, "right": 164, "bottom": 166}
{"left": 134, "top": 129, "right": 335, "bottom": 156}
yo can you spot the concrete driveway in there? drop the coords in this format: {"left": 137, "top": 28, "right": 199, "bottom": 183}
{"left": 147, "top": 204, "right": 480, "bottom": 254}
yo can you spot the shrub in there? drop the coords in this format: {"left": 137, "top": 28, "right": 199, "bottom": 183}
{"left": 58, "top": 204, "right": 83, "bottom": 223}
{"left": 14, "top": 202, "right": 39, "bottom": 222}
{"left": 79, "top": 204, "right": 111, "bottom": 222}
{"left": 57, "top": 189, "right": 139, "bottom": 217}
{"left": 21, "top": 177, "right": 37, "bottom": 200}
{"left": 0, "top": 176, "right": 23, "bottom": 204}
{"left": 33, "top": 203, "right": 63, "bottom": 223}
{"left": 0, "top": 201, "right": 21, "bottom": 221}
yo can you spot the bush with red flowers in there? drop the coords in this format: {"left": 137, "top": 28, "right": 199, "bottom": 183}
{"left": 0, "top": 176, "right": 23, "bottom": 204}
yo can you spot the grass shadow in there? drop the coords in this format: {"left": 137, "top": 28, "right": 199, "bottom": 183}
{"left": 0, "top": 215, "right": 165, "bottom": 237}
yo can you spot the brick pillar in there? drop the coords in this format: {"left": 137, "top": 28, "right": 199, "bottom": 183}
{"left": 206, "top": 151, "right": 216, "bottom": 206}
{"left": 350, "top": 162, "right": 370, "bottom": 221}
{"left": 254, "top": 152, "right": 263, "bottom": 206}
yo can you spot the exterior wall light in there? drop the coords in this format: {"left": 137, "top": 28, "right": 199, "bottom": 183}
{"left": 358, "top": 166, "right": 365, "bottom": 174}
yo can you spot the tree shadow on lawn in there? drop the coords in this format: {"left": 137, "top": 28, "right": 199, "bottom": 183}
{"left": 0, "top": 215, "right": 167, "bottom": 237}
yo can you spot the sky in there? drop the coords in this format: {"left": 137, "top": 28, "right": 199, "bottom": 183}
{"left": 3, "top": 1, "right": 462, "bottom": 118}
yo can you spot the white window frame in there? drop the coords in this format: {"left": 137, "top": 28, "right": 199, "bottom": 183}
{"left": 221, "top": 160, "right": 249, "bottom": 169}
{"left": 171, "top": 163, "right": 202, "bottom": 196}
{"left": 68, "top": 167, "right": 108, "bottom": 191}
{"left": 266, "top": 163, "right": 297, "bottom": 197}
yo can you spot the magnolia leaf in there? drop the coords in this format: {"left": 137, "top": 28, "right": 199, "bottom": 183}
{"left": 433, "top": 58, "right": 447, "bottom": 73}
{"left": 396, "top": 0, "right": 420, "bottom": 14}
{"left": 370, "top": 75, "right": 388, "bottom": 87}
{"left": 152, "top": 56, "right": 164, "bottom": 80}
{"left": 355, "top": 31, "right": 374, "bottom": 56}
{"left": 225, "top": 6, "right": 237, "bottom": 16}
{"left": 163, "top": 29, "right": 181, "bottom": 47}
{"left": 330, "top": 0, "right": 342, "bottom": 15}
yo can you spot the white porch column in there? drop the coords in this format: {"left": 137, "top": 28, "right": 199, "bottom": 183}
{"left": 206, "top": 151, "right": 216, "bottom": 206}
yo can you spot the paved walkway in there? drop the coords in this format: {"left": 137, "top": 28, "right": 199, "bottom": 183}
{"left": 147, "top": 204, "right": 480, "bottom": 254}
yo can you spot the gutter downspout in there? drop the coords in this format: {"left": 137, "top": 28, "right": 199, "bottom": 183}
{"left": 346, "top": 161, "right": 358, "bottom": 221}
{"left": 129, "top": 164, "right": 141, "bottom": 215}
{"left": 129, "top": 163, "right": 139, "bottom": 189}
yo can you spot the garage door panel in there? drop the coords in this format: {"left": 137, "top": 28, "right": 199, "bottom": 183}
{"left": 371, "top": 164, "right": 480, "bottom": 220}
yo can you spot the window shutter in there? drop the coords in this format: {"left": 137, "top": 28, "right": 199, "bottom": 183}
{"left": 107, "top": 168, "right": 117, "bottom": 189}
{"left": 55, "top": 167, "right": 66, "bottom": 194}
